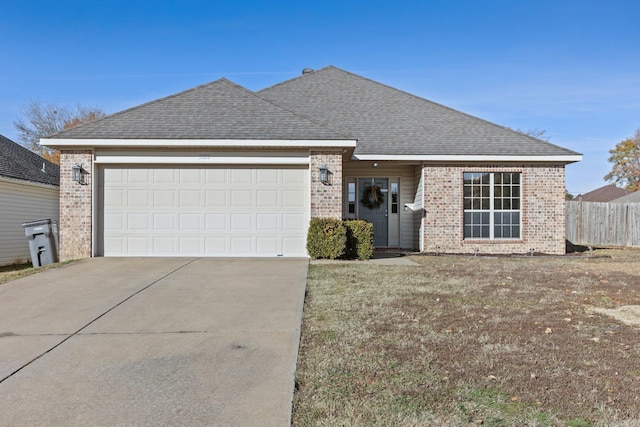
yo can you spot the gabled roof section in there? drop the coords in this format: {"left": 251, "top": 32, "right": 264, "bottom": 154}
{"left": 259, "top": 66, "right": 581, "bottom": 160}
{"left": 44, "top": 78, "right": 349, "bottom": 142}
{"left": 0, "top": 135, "right": 59, "bottom": 186}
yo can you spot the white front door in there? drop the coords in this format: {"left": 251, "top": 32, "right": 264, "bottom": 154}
{"left": 98, "top": 166, "right": 309, "bottom": 257}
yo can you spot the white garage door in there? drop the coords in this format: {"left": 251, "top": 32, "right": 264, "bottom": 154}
{"left": 98, "top": 166, "right": 309, "bottom": 257}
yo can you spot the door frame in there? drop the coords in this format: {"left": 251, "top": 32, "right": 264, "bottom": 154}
{"left": 343, "top": 175, "right": 401, "bottom": 247}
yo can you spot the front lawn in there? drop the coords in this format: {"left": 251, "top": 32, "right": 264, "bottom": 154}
{"left": 293, "top": 249, "right": 640, "bottom": 426}
{"left": 0, "top": 261, "right": 71, "bottom": 286}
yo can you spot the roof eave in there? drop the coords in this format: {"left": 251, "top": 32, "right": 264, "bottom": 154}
{"left": 40, "top": 138, "right": 358, "bottom": 149}
{"left": 353, "top": 154, "right": 583, "bottom": 164}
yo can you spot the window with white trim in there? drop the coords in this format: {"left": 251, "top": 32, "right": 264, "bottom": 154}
{"left": 463, "top": 172, "right": 520, "bottom": 239}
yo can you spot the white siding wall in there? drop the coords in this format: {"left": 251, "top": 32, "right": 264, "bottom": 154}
{"left": 0, "top": 180, "right": 59, "bottom": 266}
{"left": 343, "top": 162, "right": 418, "bottom": 250}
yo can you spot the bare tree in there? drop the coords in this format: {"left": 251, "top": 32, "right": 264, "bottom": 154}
{"left": 512, "top": 128, "right": 551, "bottom": 142}
{"left": 14, "top": 101, "right": 105, "bottom": 164}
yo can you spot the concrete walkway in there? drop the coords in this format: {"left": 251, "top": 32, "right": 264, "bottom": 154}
{"left": 0, "top": 257, "right": 308, "bottom": 426}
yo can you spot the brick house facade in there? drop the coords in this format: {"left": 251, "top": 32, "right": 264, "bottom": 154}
{"left": 44, "top": 66, "right": 580, "bottom": 259}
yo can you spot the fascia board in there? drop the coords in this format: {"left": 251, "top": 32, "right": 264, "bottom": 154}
{"left": 353, "top": 154, "right": 583, "bottom": 163}
{"left": 41, "top": 138, "right": 357, "bottom": 149}
{"left": 0, "top": 175, "right": 59, "bottom": 190}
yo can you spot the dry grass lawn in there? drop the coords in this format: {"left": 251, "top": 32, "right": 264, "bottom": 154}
{"left": 0, "top": 261, "right": 71, "bottom": 286}
{"left": 293, "top": 249, "right": 640, "bottom": 426}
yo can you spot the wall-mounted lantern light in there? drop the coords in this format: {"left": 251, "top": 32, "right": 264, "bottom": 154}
{"left": 72, "top": 164, "right": 86, "bottom": 185}
{"left": 319, "top": 164, "right": 332, "bottom": 186}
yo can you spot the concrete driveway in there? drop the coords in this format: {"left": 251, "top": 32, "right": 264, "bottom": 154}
{"left": 0, "top": 257, "right": 308, "bottom": 426}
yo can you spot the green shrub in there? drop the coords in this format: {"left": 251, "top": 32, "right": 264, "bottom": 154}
{"left": 306, "top": 218, "right": 347, "bottom": 260}
{"left": 343, "top": 219, "right": 375, "bottom": 260}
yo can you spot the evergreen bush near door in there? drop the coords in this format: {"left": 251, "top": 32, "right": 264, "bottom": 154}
{"left": 307, "top": 218, "right": 375, "bottom": 260}
{"left": 306, "top": 218, "right": 347, "bottom": 260}
{"left": 343, "top": 220, "right": 374, "bottom": 260}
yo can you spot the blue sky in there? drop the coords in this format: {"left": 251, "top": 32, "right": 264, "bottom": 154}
{"left": 1, "top": 0, "right": 639, "bottom": 194}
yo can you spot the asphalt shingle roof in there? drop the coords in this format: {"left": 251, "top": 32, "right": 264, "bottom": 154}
{"left": 45, "top": 66, "right": 580, "bottom": 159}
{"left": 50, "top": 78, "right": 348, "bottom": 141}
{"left": 259, "top": 66, "right": 580, "bottom": 157}
{"left": 0, "top": 134, "right": 59, "bottom": 186}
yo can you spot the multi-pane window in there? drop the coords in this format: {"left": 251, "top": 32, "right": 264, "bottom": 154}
{"left": 463, "top": 172, "right": 520, "bottom": 239}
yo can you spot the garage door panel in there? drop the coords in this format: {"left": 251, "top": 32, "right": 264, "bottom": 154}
{"left": 179, "top": 169, "right": 202, "bottom": 183}
{"left": 179, "top": 213, "right": 202, "bottom": 232}
{"left": 257, "top": 169, "right": 279, "bottom": 184}
{"left": 128, "top": 236, "right": 150, "bottom": 254}
{"left": 179, "top": 190, "right": 202, "bottom": 208}
{"left": 257, "top": 190, "right": 279, "bottom": 208}
{"left": 101, "top": 166, "right": 308, "bottom": 257}
{"left": 153, "top": 236, "right": 176, "bottom": 254}
{"left": 205, "top": 213, "right": 228, "bottom": 231}
{"left": 257, "top": 213, "right": 279, "bottom": 232}
{"left": 282, "top": 213, "right": 305, "bottom": 231}
{"left": 231, "top": 214, "right": 253, "bottom": 232}
{"left": 257, "top": 237, "right": 278, "bottom": 255}
{"left": 128, "top": 169, "right": 151, "bottom": 184}
{"left": 230, "top": 236, "right": 253, "bottom": 255}
{"left": 103, "top": 189, "right": 125, "bottom": 207}
{"left": 153, "top": 190, "right": 177, "bottom": 207}
{"left": 231, "top": 169, "right": 253, "bottom": 184}
{"left": 205, "top": 169, "right": 227, "bottom": 184}
{"left": 153, "top": 169, "right": 176, "bottom": 183}
{"left": 128, "top": 190, "right": 151, "bottom": 207}
{"left": 153, "top": 213, "right": 176, "bottom": 230}
{"left": 128, "top": 213, "right": 151, "bottom": 231}
{"left": 205, "top": 190, "right": 227, "bottom": 207}
{"left": 205, "top": 236, "right": 227, "bottom": 254}
{"left": 179, "top": 236, "right": 202, "bottom": 254}
{"left": 282, "top": 190, "right": 306, "bottom": 208}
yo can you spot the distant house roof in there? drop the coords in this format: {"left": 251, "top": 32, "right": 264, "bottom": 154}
{"left": 44, "top": 78, "right": 348, "bottom": 141}
{"left": 576, "top": 184, "right": 629, "bottom": 202}
{"left": 0, "top": 134, "right": 59, "bottom": 186}
{"left": 42, "top": 66, "right": 581, "bottom": 162}
{"left": 610, "top": 191, "right": 640, "bottom": 203}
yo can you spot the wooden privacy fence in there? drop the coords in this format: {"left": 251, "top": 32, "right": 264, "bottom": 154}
{"left": 566, "top": 201, "right": 640, "bottom": 247}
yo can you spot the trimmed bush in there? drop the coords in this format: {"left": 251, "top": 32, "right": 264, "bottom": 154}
{"left": 306, "top": 218, "right": 347, "bottom": 260}
{"left": 343, "top": 219, "right": 375, "bottom": 260}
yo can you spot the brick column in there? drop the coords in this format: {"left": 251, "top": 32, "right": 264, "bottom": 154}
{"left": 310, "top": 151, "right": 343, "bottom": 219}
{"left": 59, "top": 150, "right": 93, "bottom": 260}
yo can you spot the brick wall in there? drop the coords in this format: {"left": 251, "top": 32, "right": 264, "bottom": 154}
{"left": 310, "top": 151, "right": 343, "bottom": 219}
{"left": 59, "top": 150, "right": 93, "bottom": 260}
{"left": 422, "top": 163, "right": 566, "bottom": 255}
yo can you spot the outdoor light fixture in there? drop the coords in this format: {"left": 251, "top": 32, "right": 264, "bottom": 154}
{"left": 72, "top": 164, "right": 86, "bottom": 185}
{"left": 319, "top": 164, "right": 332, "bottom": 185}
{"left": 372, "top": 162, "right": 379, "bottom": 168}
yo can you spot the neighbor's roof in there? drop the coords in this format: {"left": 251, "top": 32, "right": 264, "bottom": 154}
{"left": 0, "top": 134, "right": 59, "bottom": 186}
{"left": 576, "top": 184, "right": 630, "bottom": 202}
{"left": 45, "top": 78, "right": 348, "bottom": 141}
{"left": 259, "top": 66, "right": 581, "bottom": 158}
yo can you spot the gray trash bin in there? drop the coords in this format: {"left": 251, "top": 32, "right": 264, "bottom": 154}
{"left": 22, "top": 219, "right": 59, "bottom": 267}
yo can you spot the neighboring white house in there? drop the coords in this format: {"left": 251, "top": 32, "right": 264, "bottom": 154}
{"left": 0, "top": 134, "right": 60, "bottom": 266}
